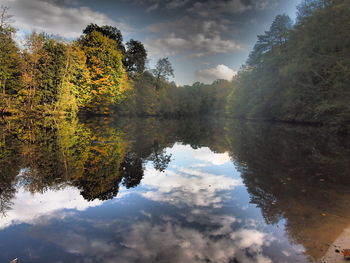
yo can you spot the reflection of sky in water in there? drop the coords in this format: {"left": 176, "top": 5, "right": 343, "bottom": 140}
{"left": 0, "top": 143, "right": 308, "bottom": 263}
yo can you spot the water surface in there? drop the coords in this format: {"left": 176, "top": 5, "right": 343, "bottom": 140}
{"left": 0, "top": 117, "right": 350, "bottom": 263}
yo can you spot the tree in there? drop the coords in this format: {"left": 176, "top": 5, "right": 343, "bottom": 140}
{"left": 229, "top": 0, "right": 350, "bottom": 132}
{"left": 21, "top": 33, "right": 68, "bottom": 111}
{"left": 123, "top": 39, "right": 147, "bottom": 78}
{"left": 0, "top": 6, "right": 22, "bottom": 114}
{"left": 152, "top": 57, "right": 174, "bottom": 89}
{"left": 82, "top": 23, "right": 125, "bottom": 52}
{"left": 247, "top": 14, "right": 293, "bottom": 67}
{"left": 0, "top": 6, "right": 14, "bottom": 33}
{"left": 296, "top": 0, "right": 332, "bottom": 23}
{"left": 58, "top": 45, "right": 91, "bottom": 115}
{"left": 80, "top": 30, "right": 130, "bottom": 114}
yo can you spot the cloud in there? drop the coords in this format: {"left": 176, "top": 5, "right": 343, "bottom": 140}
{"left": 196, "top": 64, "right": 237, "bottom": 83}
{"left": 32, "top": 205, "right": 274, "bottom": 263}
{"left": 142, "top": 167, "right": 242, "bottom": 208}
{"left": 141, "top": 0, "right": 280, "bottom": 58}
{"left": 146, "top": 3, "right": 159, "bottom": 12}
{"left": 187, "top": 0, "right": 277, "bottom": 18}
{"left": 188, "top": 0, "right": 250, "bottom": 17}
{"left": 27, "top": 212, "right": 275, "bottom": 263}
{"left": 140, "top": 144, "right": 242, "bottom": 208}
{"left": 118, "top": 220, "right": 274, "bottom": 263}
{"left": 166, "top": 0, "right": 190, "bottom": 9}
{"left": 127, "top": 0, "right": 276, "bottom": 12}
{"left": 0, "top": 186, "right": 103, "bottom": 229}
{"left": 191, "top": 147, "right": 231, "bottom": 165}
{"left": 124, "top": 0, "right": 191, "bottom": 11}
{"left": 0, "top": 0, "right": 131, "bottom": 38}
{"left": 145, "top": 16, "right": 243, "bottom": 57}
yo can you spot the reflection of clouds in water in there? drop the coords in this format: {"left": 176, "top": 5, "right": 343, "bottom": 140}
{"left": 172, "top": 144, "right": 231, "bottom": 166}
{"left": 0, "top": 145, "right": 277, "bottom": 262}
{"left": 191, "top": 146, "right": 231, "bottom": 165}
{"left": 38, "top": 212, "right": 274, "bottom": 263}
{"left": 142, "top": 166, "right": 242, "bottom": 208}
{"left": 116, "top": 146, "right": 275, "bottom": 262}
{"left": 119, "top": 221, "right": 273, "bottom": 263}
{"left": 0, "top": 187, "right": 102, "bottom": 229}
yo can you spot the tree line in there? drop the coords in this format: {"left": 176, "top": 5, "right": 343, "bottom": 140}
{"left": 1, "top": 0, "right": 350, "bottom": 131}
{"left": 0, "top": 6, "right": 231, "bottom": 119}
{"left": 227, "top": 0, "right": 350, "bottom": 132}
{"left": 0, "top": 9, "right": 176, "bottom": 116}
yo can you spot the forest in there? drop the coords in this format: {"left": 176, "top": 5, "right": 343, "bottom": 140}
{"left": 228, "top": 0, "right": 350, "bottom": 131}
{"left": 0, "top": 0, "right": 349, "bottom": 131}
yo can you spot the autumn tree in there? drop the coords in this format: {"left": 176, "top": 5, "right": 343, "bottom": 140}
{"left": 0, "top": 6, "right": 22, "bottom": 114}
{"left": 79, "top": 30, "right": 130, "bottom": 114}
{"left": 82, "top": 23, "right": 125, "bottom": 52}
{"left": 21, "top": 33, "right": 68, "bottom": 112}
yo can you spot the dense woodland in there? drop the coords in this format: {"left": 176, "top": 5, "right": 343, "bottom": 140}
{"left": 228, "top": 0, "right": 350, "bottom": 131}
{"left": 0, "top": 0, "right": 349, "bottom": 131}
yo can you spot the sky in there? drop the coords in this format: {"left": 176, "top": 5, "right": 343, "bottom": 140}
{"left": 0, "top": 0, "right": 300, "bottom": 85}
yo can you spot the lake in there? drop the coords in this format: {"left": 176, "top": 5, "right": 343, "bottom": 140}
{"left": 0, "top": 117, "right": 350, "bottom": 263}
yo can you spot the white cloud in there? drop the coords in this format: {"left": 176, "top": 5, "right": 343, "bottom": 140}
{"left": 30, "top": 213, "right": 275, "bottom": 263}
{"left": 118, "top": 220, "right": 274, "bottom": 263}
{"left": 146, "top": 3, "right": 159, "bottom": 12}
{"left": 142, "top": 167, "right": 242, "bottom": 208}
{"left": 188, "top": 0, "right": 278, "bottom": 17}
{"left": 196, "top": 64, "right": 237, "bottom": 83}
{"left": 0, "top": 186, "right": 103, "bottom": 229}
{"left": 140, "top": 144, "right": 241, "bottom": 208}
{"left": 142, "top": 0, "right": 279, "bottom": 58}
{"left": 0, "top": 0, "right": 131, "bottom": 38}
{"left": 166, "top": 0, "right": 190, "bottom": 9}
{"left": 145, "top": 16, "right": 243, "bottom": 57}
{"left": 188, "top": 0, "right": 250, "bottom": 17}
{"left": 124, "top": 0, "right": 191, "bottom": 11}
{"left": 192, "top": 147, "right": 231, "bottom": 165}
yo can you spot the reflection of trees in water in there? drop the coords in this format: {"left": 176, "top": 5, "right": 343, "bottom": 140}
{"left": 2, "top": 117, "right": 350, "bottom": 261}
{"left": 0, "top": 122, "right": 23, "bottom": 216}
{"left": 225, "top": 121, "right": 350, "bottom": 261}
{"left": 121, "top": 152, "right": 144, "bottom": 188}
{"left": 0, "top": 117, "right": 187, "bottom": 211}
{"left": 0, "top": 117, "right": 227, "bottom": 211}
{"left": 148, "top": 141, "right": 172, "bottom": 173}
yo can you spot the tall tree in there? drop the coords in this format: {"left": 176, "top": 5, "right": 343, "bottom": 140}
{"left": 21, "top": 33, "right": 68, "bottom": 110}
{"left": 247, "top": 14, "right": 293, "bottom": 67}
{"left": 80, "top": 30, "right": 130, "bottom": 114}
{"left": 58, "top": 45, "right": 92, "bottom": 115}
{"left": 152, "top": 57, "right": 174, "bottom": 89}
{"left": 124, "top": 39, "right": 147, "bottom": 78}
{"left": 82, "top": 23, "right": 125, "bottom": 52}
{"left": 296, "top": 0, "right": 332, "bottom": 23}
{"left": 0, "top": 6, "right": 22, "bottom": 113}
{"left": 229, "top": 0, "right": 350, "bottom": 132}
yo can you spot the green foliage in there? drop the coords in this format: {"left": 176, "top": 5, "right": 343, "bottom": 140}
{"left": 0, "top": 7, "right": 144, "bottom": 117}
{"left": 79, "top": 30, "right": 130, "bottom": 114}
{"left": 82, "top": 23, "right": 125, "bottom": 51}
{"left": 247, "top": 14, "right": 292, "bottom": 67}
{"left": 124, "top": 39, "right": 147, "bottom": 78}
{"left": 21, "top": 33, "right": 68, "bottom": 111}
{"left": 152, "top": 57, "right": 174, "bottom": 89}
{"left": 0, "top": 7, "right": 22, "bottom": 114}
{"left": 228, "top": 0, "right": 350, "bottom": 132}
{"left": 117, "top": 70, "right": 232, "bottom": 117}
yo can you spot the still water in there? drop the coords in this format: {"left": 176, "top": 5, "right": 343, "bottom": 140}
{"left": 0, "top": 117, "right": 350, "bottom": 263}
